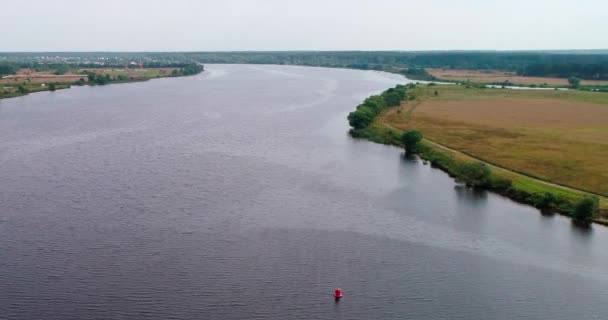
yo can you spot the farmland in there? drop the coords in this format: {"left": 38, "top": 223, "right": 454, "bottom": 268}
{"left": 381, "top": 85, "right": 608, "bottom": 198}
{"left": 0, "top": 67, "right": 177, "bottom": 85}
{"left": 427, "top": 68, "right": 608, "bottom": 86}
{"left": 0, "top": 66, "right": 194, "bottom": 100}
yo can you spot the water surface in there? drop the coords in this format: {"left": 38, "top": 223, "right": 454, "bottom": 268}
{"left": 1, "top": 64, "right": 607, "bottom": 319}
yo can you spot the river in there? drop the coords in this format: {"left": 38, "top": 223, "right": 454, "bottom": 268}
{"left": 1, "top": 64, "right": 607, "bottom": 320}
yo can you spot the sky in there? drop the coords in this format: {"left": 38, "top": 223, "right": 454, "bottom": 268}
{"left": 1, "top": 0, "right": 606, "bottom": 52}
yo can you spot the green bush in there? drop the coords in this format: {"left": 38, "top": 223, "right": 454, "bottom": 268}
{"left": 529, "top": 192, "right": 557, "bottom": 209}
{"left": 402, "top": 130, "right": 423, "bottom": 153}
{"left": 17, "top": 84, "right": 28, "bottom": 94}
{"left": 490, "top": 177, "right": 512, "bottom": 191}
{"left": 572, "top": 197, "right": 599, "bottom": 222}
{"left": 456, "top": 162, "right": 491, "bottom": 188}
{"left": 347, "top": 85, "right": 408, "bottom": 133}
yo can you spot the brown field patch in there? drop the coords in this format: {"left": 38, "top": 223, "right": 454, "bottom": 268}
{"left": 1, "top": 67, "right": 177, "bottom": 85}
{"left": 384, "top": 86, "right": 608, "bottom": 196}
{"left": 427, "top": 68, "right": 608, "bottom": 86}
{"left": 0, "top": 75, "right": 84, "bottom": 84}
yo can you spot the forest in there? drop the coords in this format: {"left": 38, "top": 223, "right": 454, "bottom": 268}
{"left": 2, "top": 51, "right": 608, "bottom": 79}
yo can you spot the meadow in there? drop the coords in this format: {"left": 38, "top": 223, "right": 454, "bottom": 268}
{"left": 379, "top": 85, "right": 608, "bottom": 215}
{"left": 426, "top": 68, "right": 608, "bottom": 87}
{"left": 0, "top": 67, "right": 180, "bottom": 100}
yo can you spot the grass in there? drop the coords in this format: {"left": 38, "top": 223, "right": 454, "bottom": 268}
{"left": 0, "top": 68, "right": 180, "bottom": 101}
{"left": 360, "top": 119, "right": 608, "bottom": 219}
{"left": 427, "top": 68, "right": 608, "bottom": 87}
{"left": 383, "top": 85, "right": 608, "bottom": 197}
{"left": 354, "top": 84, "right": 608, "bottom": 220}
{"left": 95, "top": 69, "right": 161, "bottom": 78}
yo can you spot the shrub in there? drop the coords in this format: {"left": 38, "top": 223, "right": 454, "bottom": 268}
{"left": 402, "top": 130, "right": 423, "bottom": 153}
{"left": 529, "top": 192, "right": 557, "bottom": 209}
{"left": 457, "top": 162, "right": 491, "bottom": 188}
{"left": 17, "top": 84, "right": 28, "bottom": 94}
{"left": 571, "top": 197, "right": 598, "bottom": 222}
{"left": 491, "top": 177, "right": 512, "bottom": 191}
{"left": 347, "top": 85, "right": 408, "bottom": 132}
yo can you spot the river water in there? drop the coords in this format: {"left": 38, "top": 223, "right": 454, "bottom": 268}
{"left": 1, "top": 65, "right": 607, "bottom": 320}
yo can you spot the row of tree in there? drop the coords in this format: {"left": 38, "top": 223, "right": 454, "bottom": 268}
{"left": 347, "top": 85, "right": 409, "bottom": 131}
{"left": 402, "top": 129, "right": 600, "bottom": 223}
{"left": 170, "top": 63, "right": 204, "bottom": 76}
{"left": 85, "top": 72, "right": 127, "bottom": 85}
{"left": 164, "top": 51, "right": 608, "bottom": 72}
{"left": 0, "top": 62, "right": 18, "bottom": 76}
{"left": 519, "top": 63, "right": 608, "bottom": 80}
{"left": 5, "top": 52, "right": 608, "bottom": 81}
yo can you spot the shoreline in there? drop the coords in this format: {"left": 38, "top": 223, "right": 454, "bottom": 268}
{"left": 0, "top": 66, "right": 204, "bottom": 101}
{"left": 348, "top": 84, "right": 608, "bottom": 226}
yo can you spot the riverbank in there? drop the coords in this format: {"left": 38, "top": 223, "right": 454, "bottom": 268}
{"left": 349, "top": 84, "right": 608, "bottom": 224}
{"left": 0, "top": 65, "right": 203, "bottom": 100}
{"left": 426, "top": 68, "right": 608, "bottom": 88}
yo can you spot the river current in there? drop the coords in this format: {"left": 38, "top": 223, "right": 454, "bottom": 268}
{"left": 1, "top": 64, "right": 607, "bottom": 319}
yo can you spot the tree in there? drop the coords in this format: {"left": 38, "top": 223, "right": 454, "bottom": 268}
{"left": 382, "top": 91, "right": 402, "bottom": 106}
{"left": 87, "top": 72, "right": 96, "bottom": 82}
{"left": 17, "top": 84, "right": 28, "bottom": 94}
{"left": 532, "top": 192, "right": 556, "bottom": 208}
{"left": 458, "top": 162, "right": 491, "bottom": 188}
{"left": 0, "top": 62, "right": 18, "bottom": 76}
{"left": 402, "top": 130, "right": 423, "bottom": 153}
{"left": 568, "top": 77, "right": 581, "bottom": 88}
{"left": 49, "top": 83, "right": 56, "bottom": 91}
{"left": 347, "top": 110, "right": 373, "bottom": 129}
{"left": 572, "top": 197, "right": 598, "bottom": 223}
{"left": 53, "top": 64, "right": 69, "bottom": 75}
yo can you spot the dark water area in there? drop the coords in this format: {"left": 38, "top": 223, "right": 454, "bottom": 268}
{"left": 1, "top": 64, "right": 607, "bottom": 319}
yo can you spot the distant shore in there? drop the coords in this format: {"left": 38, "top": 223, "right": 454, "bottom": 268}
{"left": 0, "top": 64, "right": 203, "bottom": 101}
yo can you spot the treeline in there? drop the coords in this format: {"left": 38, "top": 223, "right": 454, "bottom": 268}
{"left": 416, "top": 142, "right": 600, "bottom": 223}
{"left": 179, "top": 51, "right": 608, "bottom": 71}
{"left": 5, "top": 51, "right": 608, "bottom": 80}
{"left": 183, "top": 51, "right": 608, "bottom": 80}
{"left": 170, "top": 63, "right": 204, "bottom": 76}
{"left": 85, "top": 72, "right": 123, "bottom": 85}
{"left": 0, "top": 62, "right": 18, "bottom": 75}
{"left": 347, "top": 84, "right": 410, "bottom": 132}
{"left": 0, "top": 61, "right": 203, "bottom": 76}
{"left": 519, "top": 63, "right": 608, "bottom": 80}
{"left": 399, "top": 68, "right": 437, "bottom": 81}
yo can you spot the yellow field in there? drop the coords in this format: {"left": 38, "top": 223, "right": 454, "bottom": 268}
{"left": 427, "top": 68, "right": 608, "bottom": 86}
{"left": 383, "top": 85, "right": 608, "bottom": 197}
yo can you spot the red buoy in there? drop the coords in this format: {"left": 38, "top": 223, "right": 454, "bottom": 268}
{"left": 334, "top": 288, "right": 343, "bottom": 299}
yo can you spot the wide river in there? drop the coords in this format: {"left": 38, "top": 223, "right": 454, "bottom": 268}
{"left": 1, "top": 65, "right": 608, "bottom": 320}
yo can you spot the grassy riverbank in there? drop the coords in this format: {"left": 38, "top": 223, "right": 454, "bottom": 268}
{"left": 349, "top": 84, "right": 608, "bottom": 223}
{"left": 426, "top": 68, "right": 608, "bottom": 88}
{"left": 0, "top": 64, "right": 203, "bottom": 100}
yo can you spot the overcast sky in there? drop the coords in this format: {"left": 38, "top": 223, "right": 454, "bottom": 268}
{"left": 1, "top": 0, "right": 606, "bottom": 51}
